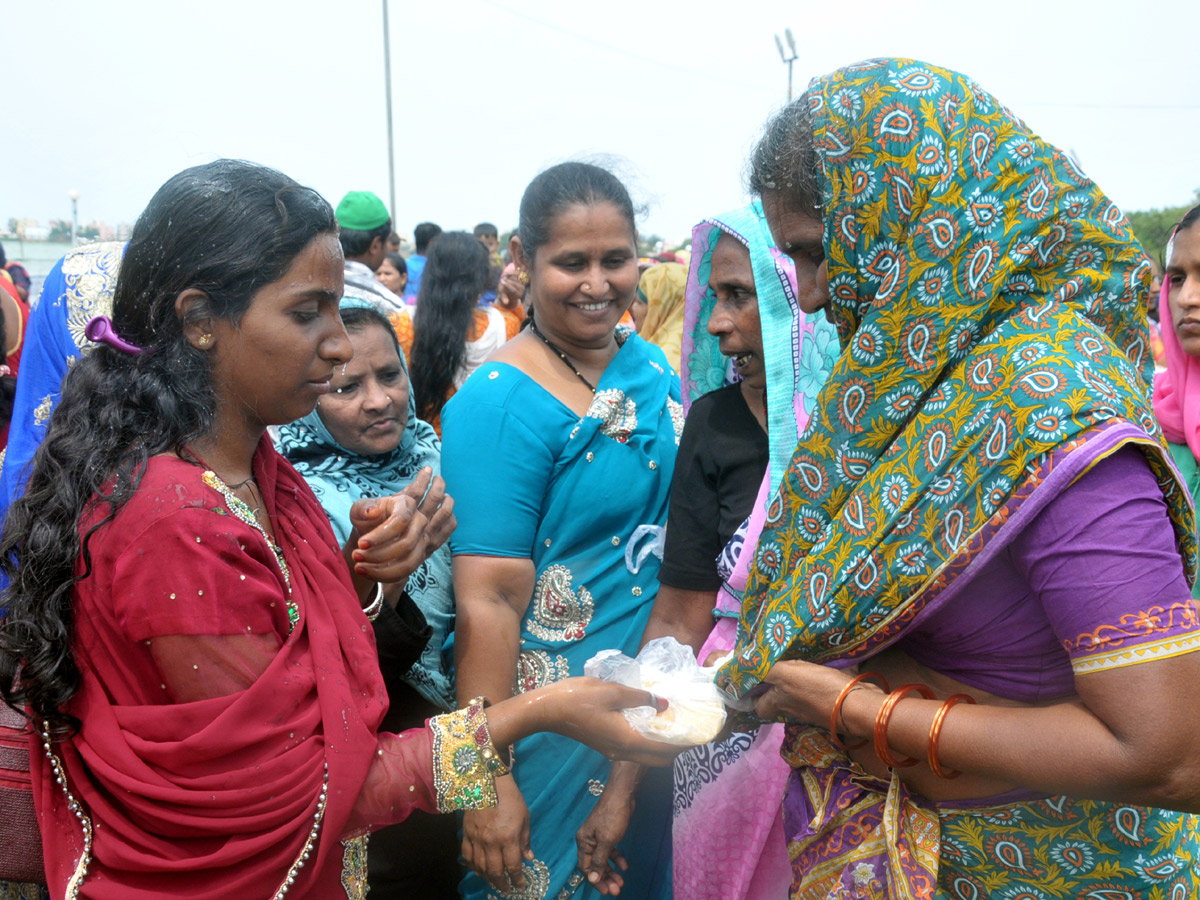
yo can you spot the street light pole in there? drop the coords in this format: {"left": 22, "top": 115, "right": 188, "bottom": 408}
{"left": 774, "top": 29, "right": 799, "bottom": 102}
{"left": 382, "top": 0, "right": 397, "bottom": 228}
{"left": 68, "top": 189, "right": 80, "bottom": 246}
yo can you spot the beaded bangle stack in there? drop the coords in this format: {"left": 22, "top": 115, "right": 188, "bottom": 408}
{"left": 430, "top": 696, "right": 512, "bottom": 813}
{"left": 831, "top": 672, "right": 976, "bottom": 779}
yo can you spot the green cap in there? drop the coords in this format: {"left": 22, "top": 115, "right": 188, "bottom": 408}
{"left": 335, "top": 191, "right": 390, "bottom": 230}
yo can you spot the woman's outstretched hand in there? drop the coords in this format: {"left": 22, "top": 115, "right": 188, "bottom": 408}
{"left": 488, "top": 678, "right": 682, "bottom": 767}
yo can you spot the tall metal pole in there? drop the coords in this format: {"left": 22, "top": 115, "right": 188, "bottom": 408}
{"left": 69, "top": 189, "right": 79, "bottom": 246}
{"left": 382, "top": 0, "right": 397, "bottom": 228}
{"left": 776, "top": 29, "right": 799, "bottom": 103}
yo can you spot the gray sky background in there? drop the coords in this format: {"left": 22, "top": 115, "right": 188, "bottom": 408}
{"left": 3, "top": 0, "right": 1197, "bottom": 246}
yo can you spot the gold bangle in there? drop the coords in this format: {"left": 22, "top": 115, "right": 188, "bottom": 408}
{"left": 430, "top": 696, "right": 511, "bottom": 813}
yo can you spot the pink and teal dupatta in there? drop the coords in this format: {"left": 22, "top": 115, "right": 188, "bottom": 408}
{"left": 673, "top": 202, "right": 838, "bottom": 900}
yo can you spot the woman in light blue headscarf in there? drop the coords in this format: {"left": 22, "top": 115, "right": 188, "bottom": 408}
{"left": 276, "top": 297, "right": 459, "bottom": 900}
{"left": 646, "top": 201, "right": 838, "bottom": 900}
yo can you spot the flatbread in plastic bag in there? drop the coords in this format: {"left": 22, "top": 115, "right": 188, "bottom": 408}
{"left": 585, "top": 636, "right": 727, "bottom": 745}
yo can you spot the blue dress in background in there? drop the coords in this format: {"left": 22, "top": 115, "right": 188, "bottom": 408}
{"left": 442, "top": 331, "right": 680, "bottom": 900}
{"left": 0, "top": 243, "right": 124, "bottom": 535}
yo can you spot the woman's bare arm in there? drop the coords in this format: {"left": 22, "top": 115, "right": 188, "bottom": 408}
{"left": 453, "top": 552, "right": 537, "bottom": 892}
{"left": 756, "top": 650, "right": 1200, "bottom": 811}
{"left": 639, "top": 584, "right": 718, "bottom": 656}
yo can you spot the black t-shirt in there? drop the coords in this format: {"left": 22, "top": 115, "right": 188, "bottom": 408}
{"left": 659, "top": 383, "right": 768, "bottom": 591}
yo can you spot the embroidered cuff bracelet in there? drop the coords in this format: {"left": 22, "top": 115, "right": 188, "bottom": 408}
{"left": 430, "top": 696, "right": 511, "bottom": 813}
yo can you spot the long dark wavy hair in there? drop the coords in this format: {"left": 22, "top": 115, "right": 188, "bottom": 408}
{"left": 0, "top": 159, "right": 337, "bottom": 733}
{"left": 410, "top": 231, "right": 489, "bottom": 423}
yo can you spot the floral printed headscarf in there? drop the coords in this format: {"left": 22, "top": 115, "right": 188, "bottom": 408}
{"left": 719, "top": 58, "right": 1196, "bottom": 696}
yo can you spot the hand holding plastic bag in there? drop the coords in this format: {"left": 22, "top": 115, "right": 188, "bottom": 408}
{"left": 585, "top": 637, "right": 727, "bottom": 745}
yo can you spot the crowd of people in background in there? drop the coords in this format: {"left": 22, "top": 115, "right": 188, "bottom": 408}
{"left": 0, "top": 55, "right": 1199, "bottom": 900}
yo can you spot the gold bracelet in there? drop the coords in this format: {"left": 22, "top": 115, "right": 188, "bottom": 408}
{"left": 430, "top": 696, "right": 511, "bottom": 813}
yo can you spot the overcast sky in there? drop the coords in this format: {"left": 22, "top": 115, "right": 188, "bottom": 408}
{"left": 3, "top": 0, "right": 1197, "bottom": 246}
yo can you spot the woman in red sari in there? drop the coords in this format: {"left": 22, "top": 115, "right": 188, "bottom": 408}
{"left": 0, "top": 160, "right": 672, "bottom": 900}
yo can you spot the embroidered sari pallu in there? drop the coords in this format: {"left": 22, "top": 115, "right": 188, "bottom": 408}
{"left": 717, "top": 59, "right": 1200, "bottom": 898}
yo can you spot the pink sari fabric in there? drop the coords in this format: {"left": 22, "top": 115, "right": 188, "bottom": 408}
{"left": 675, "top": 474, "right": 791, "bottom": 900}
{"left": 1153, "top": 275, "right": 1200, "bottom": 459}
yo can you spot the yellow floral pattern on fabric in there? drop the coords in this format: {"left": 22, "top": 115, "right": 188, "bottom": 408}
{"left": 783, "top": 727, "right": 1200, "bottom": 899}
{"left": 719, "top": 59, "right": 1197, "bottom": 695}
{"left": 61, "top": 242, "right": 122, "bottom": 352}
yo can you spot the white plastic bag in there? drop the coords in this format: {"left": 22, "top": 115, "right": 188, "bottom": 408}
{"left": 585, "top": 637, "right": 727, "bottom": 745}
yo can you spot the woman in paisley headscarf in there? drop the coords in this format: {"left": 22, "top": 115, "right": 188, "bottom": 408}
{"left": 276, "top": 297, "right": 460, "bottom": 899}
{"left": 1153, "top": 204, "right": 1200, "bottom": 595}
{"left": 719, "top": 59, "right": 1200, "bottom": 898}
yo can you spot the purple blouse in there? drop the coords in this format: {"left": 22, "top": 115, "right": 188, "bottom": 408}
{"left": 898, "top": 447, "right": 1200, "bottom": 702}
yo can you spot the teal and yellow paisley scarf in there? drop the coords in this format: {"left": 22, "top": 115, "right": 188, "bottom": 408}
{"left": 719, "top": 58, "right": 1196, "bottom": 695}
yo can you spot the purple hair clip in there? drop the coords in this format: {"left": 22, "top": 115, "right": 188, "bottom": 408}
{"left": 85, "top": 315, "right": 143, "bottom": 356}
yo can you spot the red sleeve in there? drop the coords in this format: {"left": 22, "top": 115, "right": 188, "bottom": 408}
{"left": 147, "top": 631, "right": 439, "bottom": 834}
{"left": 342, "top": 727, "right": 438, "bottom": 837}
{"left": 109, "top": 504, "right": 290, "bottom": 641}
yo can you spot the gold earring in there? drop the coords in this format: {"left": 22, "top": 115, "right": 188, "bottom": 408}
{"left": 198, "top": 334, "right": 213, "bottom": 348}
{"left": 517, "top": 269, "right": 530, "bottom": 285}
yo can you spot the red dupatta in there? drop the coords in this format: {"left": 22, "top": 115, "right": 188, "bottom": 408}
{"left": 34, "top": 439, "right": 387, "bottom": 899}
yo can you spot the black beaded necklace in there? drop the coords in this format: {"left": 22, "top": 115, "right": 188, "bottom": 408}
{"left": 529, "top": 320, "right": 598, "bottom": 392}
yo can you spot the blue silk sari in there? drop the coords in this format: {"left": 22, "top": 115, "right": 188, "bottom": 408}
{"left": 443, "top": 330, "right": 678, "bottom": 900}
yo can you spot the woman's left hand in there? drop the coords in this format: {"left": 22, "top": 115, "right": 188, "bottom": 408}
{"left": 752, "top": 659, "right": 855, "bottom": 725}
{"left": 575, "top": 780, "right": 636, "bottom": 895}
{"left": 345, "top": 467, "right": 457, "bottom": 584}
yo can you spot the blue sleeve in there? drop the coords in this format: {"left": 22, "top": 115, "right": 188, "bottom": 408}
{"left": 441, "top": 378, "right": 556, "bottom": 558}
{"left": 0, "top": 257, "right": 77, "bottom": 524}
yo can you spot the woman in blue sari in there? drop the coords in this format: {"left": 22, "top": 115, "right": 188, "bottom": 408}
{"left": 442, "top": 162, "right": 678, "bottom": 900}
